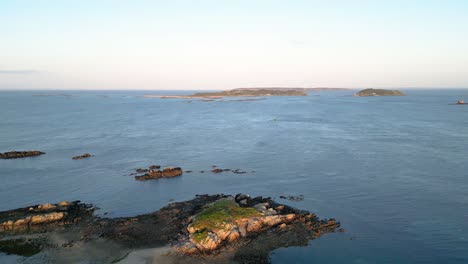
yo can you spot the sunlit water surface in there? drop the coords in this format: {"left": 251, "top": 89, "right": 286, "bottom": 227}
{"left": 1, "top": 89, "right": 467, "bottom": 263}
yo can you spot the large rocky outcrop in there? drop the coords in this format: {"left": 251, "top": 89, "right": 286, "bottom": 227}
{"left": 0, "top": 194, "right": 341, "bottom": 263}
{"left": 0, "top": 151, "right": 45, "bottom": 159}
{"left": 175, "top": 194, "right": 341, "bottom": 256}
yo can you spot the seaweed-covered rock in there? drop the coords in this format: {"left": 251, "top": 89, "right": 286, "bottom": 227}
{"left": 0, "top": 151, "right": 45, "bottom": 159}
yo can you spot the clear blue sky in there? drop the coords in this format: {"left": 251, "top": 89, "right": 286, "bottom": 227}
{"left": 1, "top": 0, "right": 467, "bottom": 90}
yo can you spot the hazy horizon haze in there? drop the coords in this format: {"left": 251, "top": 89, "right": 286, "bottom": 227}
{"left": 1, "top": 0, "right": 468, "bottom": 90}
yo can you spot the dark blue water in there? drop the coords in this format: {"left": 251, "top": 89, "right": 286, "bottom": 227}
{"left": 1, "top": 89, "right": 468, "bottom": 263}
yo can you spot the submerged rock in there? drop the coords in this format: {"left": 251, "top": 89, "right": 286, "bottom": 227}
{"left": 0, "top": 238, "right": 45, "bottom": 257}
{"left": 0, "top": 151, "right": 45, "bottom": 159}
{"left": 231, "top": 169, "right": 247, "bottom": 174}
{"left": 279, "top": 195, "right": 304, "bottom": 201}
{"left": 72, "top": 153, "right": 93, "bottom": 160}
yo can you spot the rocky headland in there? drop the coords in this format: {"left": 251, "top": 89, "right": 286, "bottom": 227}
{"left": 354, "top": 88, "right": 405, "bottom": 96}
{"left": 0, "top": 194, "right": 341, "bottom": 263}
{"left": 0, "top": 151, "right": 45, "bottom": 159}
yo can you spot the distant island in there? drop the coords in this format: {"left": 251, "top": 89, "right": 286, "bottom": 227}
{"left": 145, "top": 87, "right": 351, "bottom": 99}
{"left": 354, "top": 88, "right": 405, "bottom": 97}
{"left": 191, "top": 88, "right": 308, "bottom": 97}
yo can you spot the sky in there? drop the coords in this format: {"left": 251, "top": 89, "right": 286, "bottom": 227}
{"left": 1, "top": 0, "right": 467, "bottom": 90}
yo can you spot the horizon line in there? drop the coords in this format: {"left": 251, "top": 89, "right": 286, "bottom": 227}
{"left": 1, "top": 87, "right": 468, "bottom": 91}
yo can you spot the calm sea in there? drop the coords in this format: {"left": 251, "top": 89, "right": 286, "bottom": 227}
{"left": 1, "top": 89, "right": 467, "bottom": 263}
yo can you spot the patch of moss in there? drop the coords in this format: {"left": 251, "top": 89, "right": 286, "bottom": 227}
{"left": 192, "top": 229, "right": 209, "bottom": 243}
{"left": 0, "top": 239, "right": 43, "bottom": 257}
{"left": 190, "top": 199, "right": 261, "bottom": 232}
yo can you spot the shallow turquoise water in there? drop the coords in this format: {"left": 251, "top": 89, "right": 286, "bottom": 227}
{"left": 1, "top": 89, "right": 468, "bottom": 263}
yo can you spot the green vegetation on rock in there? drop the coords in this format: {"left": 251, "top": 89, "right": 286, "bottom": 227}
{"left": 190, "top": 199, "right": 260, "bottom": 233}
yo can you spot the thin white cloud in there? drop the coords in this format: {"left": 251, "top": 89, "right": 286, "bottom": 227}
{"left": 0, "top": 70, "right": 40, "bottom": 74}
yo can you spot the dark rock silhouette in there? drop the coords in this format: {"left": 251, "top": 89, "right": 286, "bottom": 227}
{"left": 0, "top": 151, "right": 45, "bottom": 159}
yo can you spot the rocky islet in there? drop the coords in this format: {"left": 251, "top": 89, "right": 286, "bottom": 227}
{"left": 0, "top": 194, "right": 340, "bottom": 262}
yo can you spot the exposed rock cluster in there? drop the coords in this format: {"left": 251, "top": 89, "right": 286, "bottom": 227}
{"left": 0, "top": 194, "right": 341, "bottom": 262}
{"left": 279, "top": 195, "right": 304, "bottom": 201}
{"left": 0, "top": 201, "right": 94, "bottom": 233}
{"left": 0, "top": 151, "right": 45, "bottom": 159}
{"left": 133, "top": 165, "right": 183, "bottom": 181}
{"left": 176, "top": 194, "right": 340, "bottom": 255}
{"left": 72, "top": 153, "right": 93, "bottom": 160}
{"left": 209, "top": 166, "right": 248, "bottom": 174}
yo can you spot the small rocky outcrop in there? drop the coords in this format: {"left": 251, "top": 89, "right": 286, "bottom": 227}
{"left": 355, "top": 88, "right": 405, "bottom": 96}
{"left": 0, "top": 201, "right": 94, "bottom": 234}
{"left": 175, "top": 194, "right": 340, "bottom": 255}
{"left": 279, "top": 195, "right": 304, "bottom": 201}
{"left": 72, "top": 153, "right": 93, "bottom": 160}
{"left": 210, "top": 166, "right": 246, "bottom": 174}
{"left": 0, "top": 151, "right": 45, "bottom": 159}
{"left": 211, "top": 168, "right": 224, "bottom": 173}
{"left": 135, "top": 167, "right": 183, "bottom": 181}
